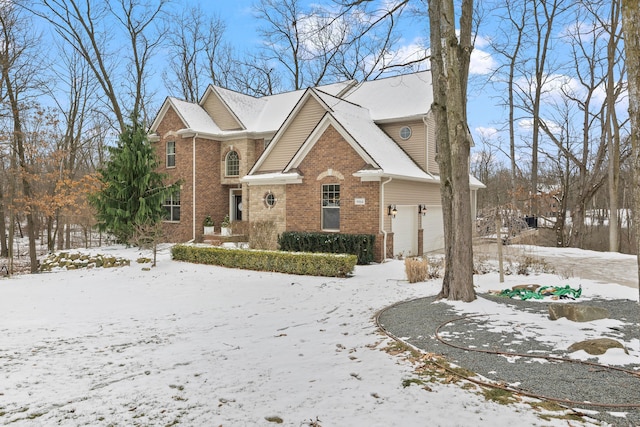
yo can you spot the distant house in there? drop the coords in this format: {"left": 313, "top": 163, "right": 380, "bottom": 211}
{"left": 148, "top": 71, "right": 484, "bottom": 262}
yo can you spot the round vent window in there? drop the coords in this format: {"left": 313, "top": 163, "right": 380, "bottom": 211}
{"left": 400, "top": 126, "right": 412, "bottom": 140}
{"left": 264, "top": 192, "right": 276, "bottom": 208}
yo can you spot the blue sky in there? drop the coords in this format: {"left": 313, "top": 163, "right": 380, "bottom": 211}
{"left": 196, "top": 0, "right": 502, "bottom": 147}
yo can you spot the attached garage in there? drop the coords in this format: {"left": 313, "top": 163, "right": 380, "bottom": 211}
{"left": 392, "top": 205, "right": 418, "bottom": 258}
{"left": 422, "top": 206, "right": 444, "bottom": 253}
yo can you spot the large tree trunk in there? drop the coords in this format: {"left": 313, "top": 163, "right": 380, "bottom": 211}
{"left": 429, "top": 0, "right": 476, "bottom": 302}
{"left": 621, "top": 0, "right": 640, "bottom": 295}
{"left": 607, "top": 0, "right": 622, "bottom": 253}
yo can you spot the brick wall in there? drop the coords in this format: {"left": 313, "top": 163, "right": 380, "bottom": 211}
{"left": 285, "top": 125, "right": 385, "bottom": 261}
{"left": 152, "top": 106, "right": 266, "bottom": 242}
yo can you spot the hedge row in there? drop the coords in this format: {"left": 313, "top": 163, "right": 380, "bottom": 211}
{"left": 278, "top": 232, "right": 375, "bottom": 265}
{"left": 171, "top": 245, "right": 357, "bottom": 277}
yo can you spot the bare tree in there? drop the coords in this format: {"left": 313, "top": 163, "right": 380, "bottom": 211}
{"left": 23, "top": 0, "right": 168, "bottom": 131}
{"left": 48, "top": 44, "right": 99, "bottom": 250}
{"left": 514, "top": 0, "right": 569, "bottom": 217}
{"left": 593, "top": 0, "right": 626, "bottom": 252}
{"left": 163, "top": 6, "right": 227, "bottom": 102}
{"left": 0, "top": 3, "right": 45, "bottom": 273}
{"left": 535, "top": 2, "right": 627, "bottom": 249}
{"left": 488, "top": 0, "right": 529, "bottom": 210}
{"left": 621, "top": 0, "right": 640, "bottom": 294}
{"left": 255, "top": 0, "right": 411, "bottom": 91}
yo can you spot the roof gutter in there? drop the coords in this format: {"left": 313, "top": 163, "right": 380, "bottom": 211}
{"left": 178, "top": 128, "right": 276, "bottom": 141}
{"left": 353, "top": 170, "right": 439, "bottom": 183}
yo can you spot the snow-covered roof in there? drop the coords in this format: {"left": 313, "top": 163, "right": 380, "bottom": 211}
{"left": 342, "top": 71, "right": 432, "bottom": 121}
{"left": 308, "top": 89, "right": 435, "bottom": 181}
{"left": 152, "top": 73, "right": 431, "bottom": 137}
{"left": 170, "top": 97, "right": 221, "bottom": 133}
{"left": 204, "top": 80, "right": 358, "bottom": 134}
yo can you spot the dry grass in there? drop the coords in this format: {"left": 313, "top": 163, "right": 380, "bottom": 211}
{"left": 405, "top": 257, "right": 428, "bottom": 283}
{"left": 404, "top": 256, "right": 443, "bottom": 283}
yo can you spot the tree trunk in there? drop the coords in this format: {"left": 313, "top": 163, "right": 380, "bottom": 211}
{"left": 607, "top": 0, "right": 622, "bottom": 252}
{"left": 621, "top": 0, "right": 640, "bottom": 295}
{"left": 0, "top": 183, "right": 8, "bottom": 257}
{"left": 429, "top": 0, "right": 476, "bottom": 302}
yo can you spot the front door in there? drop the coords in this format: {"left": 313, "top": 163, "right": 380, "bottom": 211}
{"left": 234, "top": 194, "right": 242, "bottom": 221}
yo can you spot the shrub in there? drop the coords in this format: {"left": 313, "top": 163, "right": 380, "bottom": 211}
{"left": 249, "top": 220, "right": 278, "bottom": 250}
{"left": 278, "top": 232, "right": 375, "bottom": 265}
{"left": 171, "top": 244, "right": 357, "bottom": 277}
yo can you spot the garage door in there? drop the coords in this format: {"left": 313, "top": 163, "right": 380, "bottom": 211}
{"left": 422, "top": 206, "right": 444, "bottom": 253}
{"left": 392, "top": 205, "right": 418, "bottom": 258}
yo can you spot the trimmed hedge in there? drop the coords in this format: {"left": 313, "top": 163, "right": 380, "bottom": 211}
{"left": 171, "top": 245, "right": 357, "bottom": 277}
{"left": 278, "top": 232, "right": 375, "bottom": 265}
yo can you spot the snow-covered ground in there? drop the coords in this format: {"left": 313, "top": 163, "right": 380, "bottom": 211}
{"left": 0, "top": 244, "right": 638, "bottom": 426}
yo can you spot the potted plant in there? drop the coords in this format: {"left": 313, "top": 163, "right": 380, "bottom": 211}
{"left": 220, "top": 214, "right": 232, "bottom": 236}
{"left": 203, "top": 215, "right": 215, "bottom": 235}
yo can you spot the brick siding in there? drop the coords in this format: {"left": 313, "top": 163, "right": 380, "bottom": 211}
{"left": 285, "top": 125, "right": 385, "bottom": 261}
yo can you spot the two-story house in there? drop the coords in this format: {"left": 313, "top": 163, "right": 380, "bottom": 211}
{"left": 148, "top": 71, "right": 484, "bottom": 262}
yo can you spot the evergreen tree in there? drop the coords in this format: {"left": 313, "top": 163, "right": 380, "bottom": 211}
{"left": 91, "top": 120, "right": 179, "bottom": 245}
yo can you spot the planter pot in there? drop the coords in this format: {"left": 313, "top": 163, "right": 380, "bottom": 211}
{"left": 203, "top": 226, "right": 215, "bottom": 235}
{"left": 220, "top": 226, "right": 232, "bottom": 236}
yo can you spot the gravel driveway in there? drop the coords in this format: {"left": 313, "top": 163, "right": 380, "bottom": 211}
{"left": 380, "top": 242, "right": 640, "bottom": 426}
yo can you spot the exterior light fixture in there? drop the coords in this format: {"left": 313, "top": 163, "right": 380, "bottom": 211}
{"left": 388, "top": 204, "right": 397, "bottom": 218}
{"left": 418, "top": 204, "right": 427, "bottom": 216}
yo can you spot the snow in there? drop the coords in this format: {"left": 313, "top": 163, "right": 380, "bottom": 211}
{"left": 0, "top": 244, "right": 637, "bottom": 426}
{"left": 168, "top": 97, "right": 221, "bottom": 134}
{"left": 343, "top": 71, "right": 433, "bottom": 121}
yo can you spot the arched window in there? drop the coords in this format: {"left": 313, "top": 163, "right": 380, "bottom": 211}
{"left": 226, "top": 150, "right": 239, "bottom": 176}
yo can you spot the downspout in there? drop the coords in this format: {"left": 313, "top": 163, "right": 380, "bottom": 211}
{"left": 380, "top": 177, "right": 393, "bottom": 262}
{"left": 423, "top": 115, "right": 429, "bottom": 175}
{"left": 192, "top": 133, "right": 199, "bottom": 241}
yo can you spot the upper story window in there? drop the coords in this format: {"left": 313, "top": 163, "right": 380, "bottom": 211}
{"left": 166, "top": 141, "right": 176, "bottom": 167}
{"left": 226, "top": 150, "right": 239, "bottom": 176}
{"left": 163, "top": 190, "right": 180, "bottom": 221}
{"left": 322, "top": 184, "right": 340, "bottom": 231}
{"left": 400, "top": 126, "right": 412, "bottom": 140}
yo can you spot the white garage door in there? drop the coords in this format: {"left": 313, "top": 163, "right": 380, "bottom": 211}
{"left": 422, "top": 206, "right": 444, "bottom": 253}
{"left": 392, "top": 205, "right": 418, "bottom": 258}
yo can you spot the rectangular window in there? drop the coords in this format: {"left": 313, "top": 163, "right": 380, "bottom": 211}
{"left": 166, "top": 141, "right": 176, "bottom": 167}
{"left": 322, "top": 184, "right": 340, "bottom": 230}
{"left": 163, "top": 191, "right": 180, "bottom": 221}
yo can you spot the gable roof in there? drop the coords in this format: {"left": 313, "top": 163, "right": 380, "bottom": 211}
{"left": 150, "top": 72, "right": 432, "bottom": 139}
{"left": 246, "top": 85, "right": 436, "bottom": 184}
{"left": 149, "top": 97, "right": 221, "bottom": 134}
{"left": 308, "top": 89, "right": 432, "bottom": 180}
{"left": 342, "top": 71, "right": 432, "bottom": 122}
